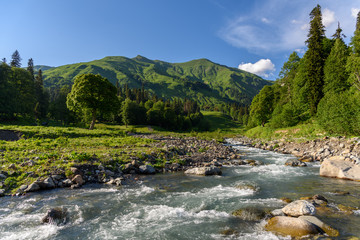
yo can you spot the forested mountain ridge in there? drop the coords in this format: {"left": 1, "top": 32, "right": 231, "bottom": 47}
{"left": 41, "top": 55, "right": 272, "bottom": 107}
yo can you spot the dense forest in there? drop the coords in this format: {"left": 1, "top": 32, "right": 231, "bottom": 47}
{"left": 247, "top": 5, "right": 360, "bottom": 135}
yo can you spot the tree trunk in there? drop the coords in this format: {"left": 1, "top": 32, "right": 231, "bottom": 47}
{"left": 89, "top": 109, "right": 96, "bottom": 130}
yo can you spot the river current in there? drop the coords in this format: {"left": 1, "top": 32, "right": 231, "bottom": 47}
{"left": 1, "top": 140, "right": 360, "bottom": 239}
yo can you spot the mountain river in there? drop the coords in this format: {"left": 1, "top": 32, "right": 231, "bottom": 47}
{"left": 1, "top": 139, "right": 360, "bottom": 239}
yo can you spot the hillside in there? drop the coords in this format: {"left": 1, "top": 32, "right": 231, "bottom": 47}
{"left": 42, "top": 55, "right": 272, "bottom": 106}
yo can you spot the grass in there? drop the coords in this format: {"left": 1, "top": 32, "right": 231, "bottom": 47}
{"left": 244, "top": 121, "right": 333, "bottom": 142}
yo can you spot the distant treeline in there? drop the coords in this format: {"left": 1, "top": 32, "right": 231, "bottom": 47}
{"left": 247, "top": 5, "right": 360, "bottom": 135}
{"left": 0, "top": 55, "right": 209, "bottom": 130}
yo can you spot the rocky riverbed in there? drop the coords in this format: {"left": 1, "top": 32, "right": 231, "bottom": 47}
{"left": 0, "top": 134, "right": 254, "bottom": 197}
{"left": 231, "top": 136, "right": 360, "bottom": 182}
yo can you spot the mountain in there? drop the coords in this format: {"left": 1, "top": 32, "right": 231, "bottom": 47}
{"left": 42, "top": 55, "right": 272, "bottom": 106}
{"left": 34, "top": 65, "right": 54, "bottom": 72}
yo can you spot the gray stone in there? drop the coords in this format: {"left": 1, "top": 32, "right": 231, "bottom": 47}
{"left": 0, "top": 173, "right": 7, "bottom": 179}
{"left": 184, "top": 167, "right": 222, "bottom": 176}
{"left": 271, "top": 209, "right": 285, "bottom": 216}
{"left": 298, "top": 216, "right": 339, "bottom": 237}
{"left": 25, "top": 182, "right": 40, "bottom": 192}
{"left": 320, "top": 156, "right": 360, "bottom": 181}
{"left": 43, "top": 177, "right": 56, "bottom": 188}
{"left": 105, "top": 170, "right": 115, "bottom": 177}
{"left": 62, "top": 179, "right": 72, "bottom": 187}
{"left": 139, "top": 165, "right": 156, "bottom": 174}
{"left": 282, "top": 200, "right": 316, "bottom": 217}
{"left": 42, "top": 208, "right": 68, "bottom": 225}
{"left": 285, "top": 159, "right": 307, "bottom": 167}
{"left": 0, "top": 189, "right": 5, "bottom": 197}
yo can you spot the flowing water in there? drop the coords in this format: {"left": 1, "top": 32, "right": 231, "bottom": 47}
{"left": 1, "top": 140, "right": 360, "bottom": 239}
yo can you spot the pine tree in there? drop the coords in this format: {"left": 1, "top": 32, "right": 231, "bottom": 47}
{"left": 2, "top": 58, "right": 6, "bottom": 64}
{"left": 323, "top": 23, "right": 349, "bottom": 94}
{"left": 305, "top": 4, "right": 326, "bottom": 115}
{"left": 27, "top": 58, "right": 35, "bottom": 80}
{"left": 347, "top": 11, "right": 360, "bottom": 90}
{"left": 10, "top": 50, "right": 22, "bottom": 68}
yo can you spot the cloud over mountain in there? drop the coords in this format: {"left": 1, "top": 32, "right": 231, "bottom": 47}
{"left": 238, "top": 59, "right": 275, "bottom": 78}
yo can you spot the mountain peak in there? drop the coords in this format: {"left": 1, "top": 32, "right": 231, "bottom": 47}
{"left": 133, "top": 55, "right": 152, "bottom": 63}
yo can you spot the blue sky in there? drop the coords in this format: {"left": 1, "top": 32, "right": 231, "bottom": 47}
{"left": 1, "top": 0, "right": 359, "bottom": 80}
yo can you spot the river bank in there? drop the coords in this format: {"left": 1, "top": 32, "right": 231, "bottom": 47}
{"left": 1, "top": 140, "right": 360, "bottom": 239}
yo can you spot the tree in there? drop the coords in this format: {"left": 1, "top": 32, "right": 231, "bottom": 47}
{"left": 10, "top": 50, "right": 22, "bottom": 68}
{"left": 304, "top": 4, "right": 326, "bottom": 115}
{"left": 27, "top": 58, "right": 35, "bottom": 80}
{"left": 347, "top": 11, "right": 360, "bottom": 90}
{"left": 67, "top": 74, "right": 119, "bottom": 129}
{"left": 323, "top": 23, "right": 349, "bottom": 94}
{"left": 121, "top": 98, "right": 146, "bottom": 127}
{"left": 248, "top": 85, "right": 274, "bottom": 127}
{"left": 278, "top": 51, "right": 301, "bottom": 103}
{"left": 33, "top": 70, "right": 49, "bottom": 120}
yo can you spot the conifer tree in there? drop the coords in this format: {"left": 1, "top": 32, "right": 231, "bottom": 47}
{"left": 347, "top": 11, "right": 360, "bottom": 90}
{"left": 305, "top": 4, "right": 326, "bottom": 115}
{"left": 27, "top": 58, "right": 35, "bottom": 80}
{"left": 10, "top": 50, "right": 22, "bottom": 68}
{"left": 323, "top": 23, "right": 349, "bottom": 94}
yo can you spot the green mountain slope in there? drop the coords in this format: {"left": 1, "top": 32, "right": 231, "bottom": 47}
{"left": 42, "top": 55, "right": 272, "bottom": 106}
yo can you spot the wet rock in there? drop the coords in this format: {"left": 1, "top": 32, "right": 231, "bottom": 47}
{"left": 298, "top": 215, "right": 339, "bottom": 237}
{"left": 220, "top": 228, "right": 238, "bottom": 236}
{"left": 0, "top": 189, "right": 5, "bottom": 197}
{"left": 320, "top": 156, "right": 360, "bottom": 181}
{"left": 337, "top": 204, "right": 358, "bottom": 214}
{"left": 232, "top": 207, "right": 267, "bottom": 221}
{"left": 265, "top": 216, "right": 320, "bottom": 237}
{"left": 17, "top": 184, "right": 28, "bottom": 193}
{"left": 25, "top": 182, "right": 40, "bottom": 192}
{"left": 184, "top": 167, "right": 222, "bottom": 176}
{"left": 235, "top": 184, "right": 258, "bottom": 192}
{"left": 42, "top": 208, "right": 68, "bottom": 225}
{"left": 332, "top": 190, "right": 350, "bottom": 195}
{"left": 282, "top": 200, "right": 316, "bottom": 217}
{"left": 114, "top": 177, "right": 123, "bottom": 186}
{"left": 285, "top": 159, "right": 307, "bottom": 167}
{"left": 280, "top": 197, "right": 292, "bottom": 203}
{"left": 139, "top": 165, "right": 156, "bottom": 174}
{"left": 71, "top": 175, "right": 84, "bottom": 185}
{"left": 271, "top": 209, "right": 285, "bottom": 216}
{"left": 312, "top": 194, "right": 328, "bottom": 206}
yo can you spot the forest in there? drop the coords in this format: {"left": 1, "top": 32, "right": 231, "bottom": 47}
{"left": 247, "top": 5, "right": 360, "bottom": 135}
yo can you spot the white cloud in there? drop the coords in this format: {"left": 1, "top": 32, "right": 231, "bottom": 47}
{"left": 238, "top": 59, "right": 275, "bottom": 78}
{"left": 219, "top": 1, "right": 360, "bottom": 53}
{"left": 261, "top": 17, "right": 270, "bottom": 23}
{"left": 295, "top": 48, "right": 305, "bottom": 54}
{"left": 352, "top": 8, "right": 360, "bottom": 18}
{"left": 322, "top": 8, "right": 336, "bottom": 27}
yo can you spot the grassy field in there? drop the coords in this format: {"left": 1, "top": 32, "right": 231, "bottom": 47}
{"left": 0, "top": 111, "right": 245, "bottom": 193}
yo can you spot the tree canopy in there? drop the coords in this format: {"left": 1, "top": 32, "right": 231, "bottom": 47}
{"left": 67, "top": 74, "right": 119, "bottom": 129}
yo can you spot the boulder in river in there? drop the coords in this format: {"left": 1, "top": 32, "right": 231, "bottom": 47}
{"left": 320, "top": 156, "right": 360, "bottom": 181}
{"left": 282, "top": 200, "right": 316, "bottom": 217}
{"left": 232, "top": 207, "right": 268, "bottom": 221}
{"left": 184, "top": 167, "right": 222, "bottom": 176}
{"left": 298, "top": 215, "right": 339, "bottom": 237}
{"left": 139, "top": 165, "right": 156, "bottom": 174}
{"left": 265, "top": 216, "right": 321, "bottom": 237}
{"left": 285, "top": 159, "right": 307, "bottom": 167}
{"left": 42, "top": 208, "right": 68, "bottom": 225}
